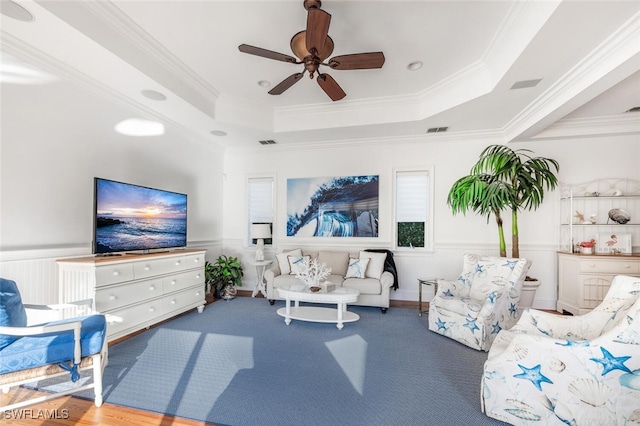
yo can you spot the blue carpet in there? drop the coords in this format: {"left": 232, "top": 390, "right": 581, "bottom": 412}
{"left": 40, "top": 297, "right": 507, "bottom": 425}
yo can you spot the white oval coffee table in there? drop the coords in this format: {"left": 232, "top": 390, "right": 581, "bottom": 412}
{"left": 276, "top": 285, "right": 360, "bottom": 330}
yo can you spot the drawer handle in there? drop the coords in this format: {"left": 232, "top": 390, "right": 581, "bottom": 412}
{"left": 113, "top": 271, "right": 120, "bottom": 276}
{"left": 194, "top": 258, "right": 199, "bottom": 263}
{"left": 109, "top": 295, "right": 116, "bottom": 301}
{"left": 175, "top": 261, "right": 181, "bottom": 266}
{"left": 149, "top": 285, "right": 156, "bottom": 291}
{"left": 149, "top": 307, "right": 155, "bottom": 312}
{"left": 171, "top": 300, "right": 176, "bottom": 305}
{"left": 145, "top": 266, "right": 151, "bottom": 271}
{"left": 195, "top": 274, "right": 201, "bottom": 279}
{"left": 624, "top": 264, "right": 631, "bottom": 269}
{"left": 196, "top": 291, "right": 201, "bottom": 296}
{"left": 171, "top": 280, "right": 177, "bottom": 285}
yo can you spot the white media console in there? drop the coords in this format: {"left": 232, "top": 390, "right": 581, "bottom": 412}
{"left": 57, "top": 249, "right": 206, "bottom": 342}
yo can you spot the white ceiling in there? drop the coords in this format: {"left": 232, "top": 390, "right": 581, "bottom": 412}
{"left": 1, "top": 0, "right": 639, "bottom": 148}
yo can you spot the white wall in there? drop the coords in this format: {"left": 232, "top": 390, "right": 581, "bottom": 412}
{"left": 223, "top": 133, "right": 640, "bottom": 310}
{"left": 0, "top": 78, "right": 225, "bottom": 303}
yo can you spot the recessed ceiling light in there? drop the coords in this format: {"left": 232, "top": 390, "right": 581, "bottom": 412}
{"left": 1, "top": 1, "right": 34, "bottom": 22}
{"left": 407, "top": 61, "right": 423, "bottom": 71}
{"left": 210, "top": 130, "right": 227, "bottom": 136}
{"left": 141, "top": 89, "right": 167, "bottom": 101}
{"left": 115, "top": 118, "right": 164, "bottom": 137}
{"left": 258, "top": 80, "right": 271, "bottom": 88}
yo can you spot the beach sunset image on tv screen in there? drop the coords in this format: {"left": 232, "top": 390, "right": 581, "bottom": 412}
{"left": 94, "top": 178, "right": 187, "bottom": 254}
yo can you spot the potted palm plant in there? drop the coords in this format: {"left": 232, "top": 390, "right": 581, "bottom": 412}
{"left": 447, "top": 145, "right": 559, "bottom": 308}
{"left": 447, "top": 144, "right": 559, "bottom": 258}
{"left": 206, "top": 255, "right": 244, "bottom": 300}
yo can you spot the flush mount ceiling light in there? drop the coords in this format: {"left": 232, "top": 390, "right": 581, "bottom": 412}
{"left": 257, "top": 80, "right": 271, "bottom": 88}
{"left": 210, "top": 130, "right": 227, "bottom": 136}
{"left": 1, "top": 1, "right": 34, "bottom": 22}
{"left": 141, "top": 89, "right": 167, "bottom": 101}
{"left": 407, "top": 61, "right": 423, "bottom": 71}
{"left": 115, "top": 118, "right": 164, "bottom": 136}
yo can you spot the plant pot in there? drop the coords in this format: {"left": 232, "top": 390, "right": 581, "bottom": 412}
{"left": 220, "top": 285, "right": 237, "bottom": 300}
{"left": 518, "top": 278, "right": 541, "bottom": 317}
{"left": 581, "top": 247, "right": 594, "bottom": 254}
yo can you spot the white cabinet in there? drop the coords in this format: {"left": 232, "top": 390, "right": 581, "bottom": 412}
{"left": 57, "top": 250, "right": 206, "bottom": 342}
{"left": 558, "top": 179, "right": 640, "bottom": 315}
{"left": 557, "top": 252, "right": 640, "bottom": 315}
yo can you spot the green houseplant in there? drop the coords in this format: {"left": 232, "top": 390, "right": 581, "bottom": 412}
{"left": 447, "top": 145, "right": 559, "bottom": 258}
{"left": 205, "top": 255, "right": 244, "bottom": 300}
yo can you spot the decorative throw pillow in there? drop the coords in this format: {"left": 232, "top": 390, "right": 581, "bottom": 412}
{"left": 359, "top": 251, "right": 387, "bottom": 279}
{"left": 345, "top": 257, "right": 370, "bottom": 279}
{"left": 276, "top": 248, "right": 302, "bottom": 275}
{"left": 288, "top": 255, "right": 310, "bottom": 275}
{"left": 0, "top": 278, "right": 27, "bottom": 350}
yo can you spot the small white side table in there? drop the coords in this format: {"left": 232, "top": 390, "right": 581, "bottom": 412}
{"left": 251, "top": 260, "right": 273, "bottom": 298}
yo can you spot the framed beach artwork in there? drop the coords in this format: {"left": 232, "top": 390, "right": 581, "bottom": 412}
{"left": 596, "top": 233, "right": 632, "bottom": 254}
{"left": 286, "top": 175, "right": 379, "bottom": 237}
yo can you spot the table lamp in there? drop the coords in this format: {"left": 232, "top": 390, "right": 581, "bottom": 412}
{"left": 250, "top": 223, "right": 271, "bottom": 261}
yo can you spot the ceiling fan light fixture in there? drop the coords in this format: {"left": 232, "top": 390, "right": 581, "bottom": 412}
{"left": 290, "top": 31, "right": 334, "bottom": 61}
{"left": 407, "top": 61, "right": 423, "bottom": 71}
{"left": 1, "top": 1, "right": 34, "bottom": 22}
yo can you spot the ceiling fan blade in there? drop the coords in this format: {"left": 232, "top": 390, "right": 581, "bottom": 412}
{"left": 328, "top": 52, "right": 386, "bottom": 70}
{"left": 238, "top": 44, "right": 297, "bottom": 63}
{"left": 306, "top": 8, "right": 331, "bottom": 55}
{"left": 268, "top": 73, "right": 304, "bottom": 95}
{"left": 317, "top": 73, "right": 346, "bottom": 101}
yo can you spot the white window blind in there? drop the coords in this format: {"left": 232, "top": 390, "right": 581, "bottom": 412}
{"left": 396, "top": 172, "right": 429, "bottom": 222}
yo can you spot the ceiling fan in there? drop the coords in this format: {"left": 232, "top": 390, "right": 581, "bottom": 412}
{"left": 238, "top": 0, "right": 385, "bottom": 101}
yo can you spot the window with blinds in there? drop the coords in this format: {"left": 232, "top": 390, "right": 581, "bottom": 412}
{"left": 248, "top": 177, "right": 274, "bottom": 245}
{"left": 395, "top": 170, "right": 430, "bottom": 249}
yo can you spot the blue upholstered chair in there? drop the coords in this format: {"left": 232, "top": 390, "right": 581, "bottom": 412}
{"left": 481, "top": 275, "right": 640, "bottom": 425}
{"left": 428, "top": 254, "right": 531, "bottom": 351}
{"left": 0, "top": 278, "right": 107, "bottom": 410}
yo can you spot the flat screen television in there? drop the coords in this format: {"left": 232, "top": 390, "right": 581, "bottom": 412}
{"left": 93, "top": 178, "right": 187, "bottom": 255}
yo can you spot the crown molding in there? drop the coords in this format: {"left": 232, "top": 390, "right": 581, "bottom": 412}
{"left": 1, "top": 32, "right": 220, "bottom": 151}
{"left": 503, "top": 10, "right": 640, "bottom": 142}
{"left": 531, "top": 114, "right": 640, "bottom": 139}
{"left": 77, "top": 0, "right": 220, "bottom": 104}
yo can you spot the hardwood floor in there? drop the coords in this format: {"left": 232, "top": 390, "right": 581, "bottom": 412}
{"left": 0, "top": 389, "right": 215, "bottom": 425}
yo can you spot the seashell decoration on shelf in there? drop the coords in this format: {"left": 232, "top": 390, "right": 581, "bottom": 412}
{"left": 608, "top": 208, "right": 631, "bottom": 225}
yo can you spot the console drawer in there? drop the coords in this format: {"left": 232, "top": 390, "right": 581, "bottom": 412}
{"left": 134, "top": 256, "right": 186, "bottom": 279}
{"left": 185, "top": 253, "right": 205, "bottom": 269}
{"left": 579, "top": 260, "right": 639, "bottom": 274}
{"left": 105, "top": 299, "right": 162, "bottom": 338}
{"left": 95, "top": 264, "right": 134, "bottom": 286}
{"left": 163, "top": 269, "right": 204, "bottom": 294}
{"left": 96, "top": 277, "right": 163, "bottom": 311}
{"left": 163, "top": 287, "right": 204, "bottom": 314}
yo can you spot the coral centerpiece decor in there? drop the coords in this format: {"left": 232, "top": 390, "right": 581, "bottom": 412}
{"left": 294, "top": 258, "right": 332, "bottom": 288}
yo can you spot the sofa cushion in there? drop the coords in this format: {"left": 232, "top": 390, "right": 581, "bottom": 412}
{"left": 325, "top": 274, "right": 345, "bottom": 287}
{"left": 468, "top": 259, "right": 514, "bottom": 300}
{"left": 272, "top": 274, "right": 304, "bottom": 289}
{"left": 343, "top": 277, "right": 382, "bottom": 295}
{"left": 359, "top": 251, "right": 386, "bottom": 279}
{"left": 276, "top": 248, "right": 302, "bottom": 275}
{"left": 0, "top": 278, "right": 28, "bottom": 351}
{"left": 345, "top": 257, "right": 369, "bottom": 279}
{"left": 288, "top": 255, "right": 310, "bottom": 275}
{"left": 318, "top": 251, "right": 349, "bottom": 276}
{"left": 0, "top": 314, "right": 106, "bottom": 375}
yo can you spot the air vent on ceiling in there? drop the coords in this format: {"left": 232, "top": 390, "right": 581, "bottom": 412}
{"left": 259, "top": 139, "right": 277, "bottom": 145}
{"left": 510, "top": 79, "right": 542, "bottom": 90}
{"left": 427, "top": 127, "right": 448, "bottom": 133}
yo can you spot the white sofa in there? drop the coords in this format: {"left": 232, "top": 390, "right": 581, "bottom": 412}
{"left": 264, "top": 249, "right": 395, "bottom": 313}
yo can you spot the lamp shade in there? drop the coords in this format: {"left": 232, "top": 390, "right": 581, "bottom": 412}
{"left": 250, "top": 223, "right": 271, "bottom": 239}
